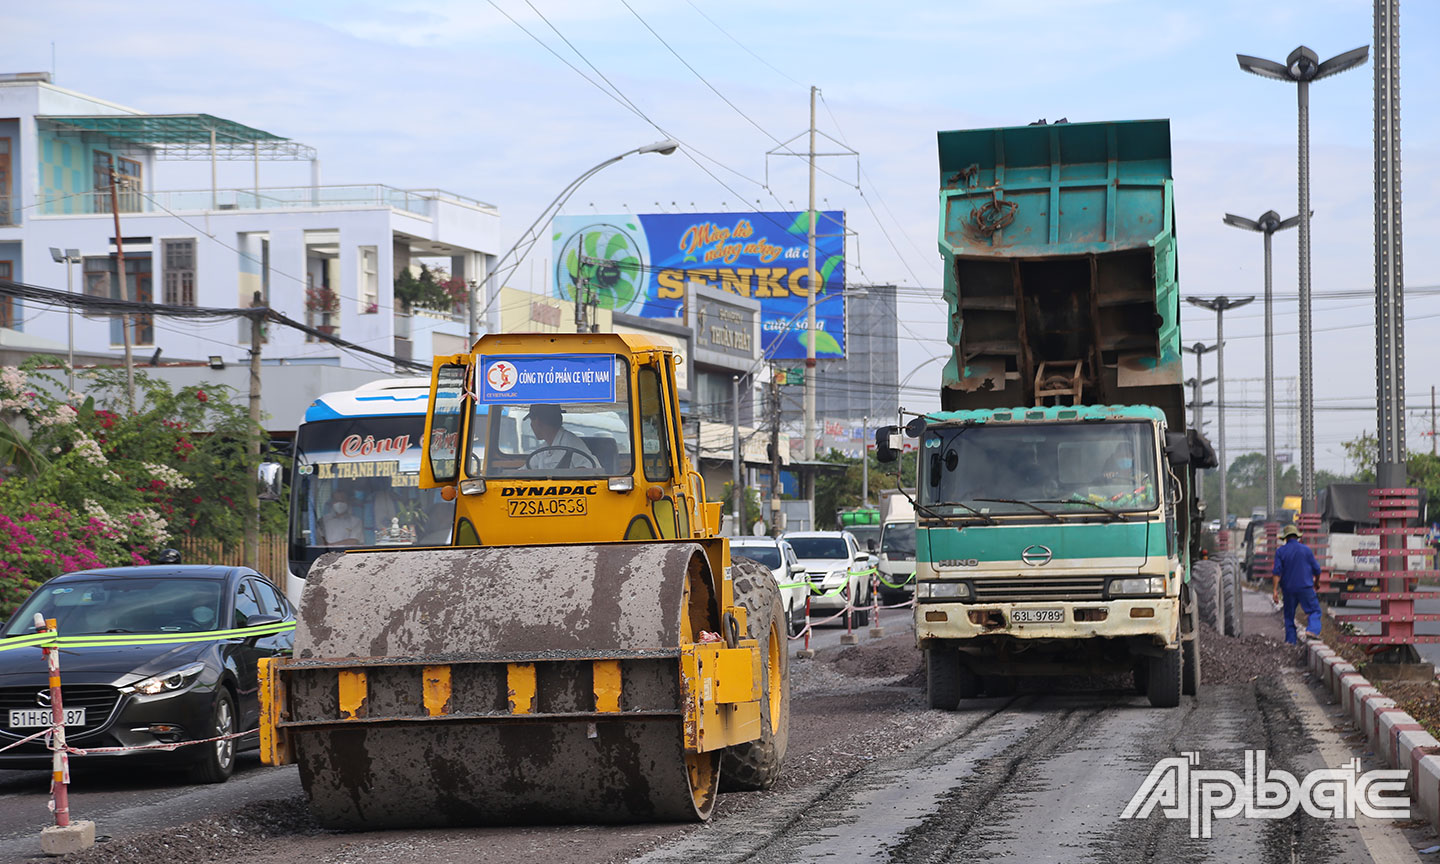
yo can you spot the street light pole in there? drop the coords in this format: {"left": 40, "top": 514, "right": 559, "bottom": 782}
{"left": 49, "top": 247, "right": 81, "bottom": 392}
{"left": 803, "top": 86, "right": 818, "bottom": 507}
{"left": 1238, "top": 43, "right": 1369, "bottom": 509}
{"left": 1188, "top": 297, "right": 1254, "bottom": 526}
{"left": 1223, "top": 211, "right": 1299, "bottom": 516}
{"left": 466, "top": 139, "right": 679, "bottom": 344}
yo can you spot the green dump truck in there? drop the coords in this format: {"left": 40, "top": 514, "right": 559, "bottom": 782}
{"left": 877, "top": 119, "right": 1216, "bottom": 709}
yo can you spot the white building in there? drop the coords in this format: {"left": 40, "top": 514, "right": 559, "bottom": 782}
{"left": 0, "top": 72, "right": 500, "bottom": 428}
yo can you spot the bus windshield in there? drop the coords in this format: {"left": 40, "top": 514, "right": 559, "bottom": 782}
{"left": 291, "top": 415, "right": 454, "bottom": 552}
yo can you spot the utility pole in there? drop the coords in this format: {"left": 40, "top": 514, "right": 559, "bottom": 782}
{"left": 803, "top": 85, "right": 818, "bottom": 511}
{"left": 1374, "top": 0, "right": 1406, "bottom": 490}
{"left": 574, "top": 267, "right": 588, "bottom": 334}
{"left": 108, "top": 171, "right": 134, "bottom": 413}
{"left": 246, "top": 293, "right": 264, "bottom": 569}
{"left": 861, "top": 413, "right": 869, "bottom": 507}
{"left": 768, "top": 369, "right": 782, "bottom": 536}
{"left": 1188, "top": 296, "right": 1255, "bottom": 526}
{"left": 731, "top": 374, "right": 742, "bottom": 537}
{"left": 1431, "top": 386, "right": 1436, "bottom": 457}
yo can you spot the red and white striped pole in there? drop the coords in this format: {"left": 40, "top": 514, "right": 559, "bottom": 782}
{"left": 37, "top": 615, "right": 70, "bottom": 828}
{"left": 868, "top": 574, "right": 885, "bottom": 639}
{"left": 796, "top": 593, "right": 815, "bottom": 659}
{"left": 841, "top": 578, "right": 858, "bottom": 645}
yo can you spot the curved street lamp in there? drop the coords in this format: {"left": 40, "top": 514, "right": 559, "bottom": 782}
{"left": 1223, "top": 210, "right": 1299, "bottom": 516}
{"left": 468, "top": 139, "right": 680, "bottom": 340}
{"left": 1236, "top": 45, "right": 1368, "bottom": 507}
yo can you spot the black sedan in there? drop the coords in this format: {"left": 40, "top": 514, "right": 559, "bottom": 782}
{"left": 0, "top": 565, "right": 295, "bottom": 782}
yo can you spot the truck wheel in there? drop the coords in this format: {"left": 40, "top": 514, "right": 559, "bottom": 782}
{"left": 1220, "top": 556, "right": 1243, "bottom": 637}
{"left": 1147, "top": 648, "right": 1183, "bottom": 708}
{"left": 926, "top": 644, "right": 977, "bottom": 709}
{"left": 1132, "top": 661, "right": 1148, "bottom": 695}
{"left": 1180, "top": 590, "right": 1203, "bottom": 699}
{"left": 720, "top": 558, "right": 789, "bottom": 791}
{"left": 1191, "top": 560, "right": 1220, "bottom": 629}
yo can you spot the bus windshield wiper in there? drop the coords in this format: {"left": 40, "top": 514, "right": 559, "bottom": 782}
{"left": 1033, "top": 499, "right": 1125, "bottom": 520}
{"left": 973, "top": 498, "right": 1062, "bottom": 522}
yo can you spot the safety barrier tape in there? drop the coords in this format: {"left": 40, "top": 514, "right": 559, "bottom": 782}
{"left": 66, "top": 727, "right": 259, "bottom": 756}
{"left": 0, "top": 727, "right": 51, "bottom": 754}
{"left": 0, "top": 621, "right": 295, "bottom": 651}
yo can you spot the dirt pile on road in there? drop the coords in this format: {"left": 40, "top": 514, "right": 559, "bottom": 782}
{"left": 1199, "top": 623, "right": 1304, "bottom": 684}
{"left": 65, "top": 796, "right": 320, "bottom": 864}
{"left": 827, "top": 633, "right": 922, "bottom": 681}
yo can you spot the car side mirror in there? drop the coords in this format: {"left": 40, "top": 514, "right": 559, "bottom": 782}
{"left": 257, "top": 462, "right": 283, "bottom": 502}
{"left": 875, "top": 426, "right": 901, "bottom": 464}
{"left": 1164, "top": 431, "right": 1190, "bottom": 467}
{"left": 789, "top": 562, "right": 805, "bottom": 575}
{"left": 245, "top": 614, "right": 283, "bottom": 628}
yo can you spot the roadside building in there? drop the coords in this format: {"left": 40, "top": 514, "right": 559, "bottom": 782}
{"left": 0, "top": 71, "right": 500, "bottom": 430}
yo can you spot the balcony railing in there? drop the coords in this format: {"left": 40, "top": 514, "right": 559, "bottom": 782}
{"left": 31, "top": 185, "right": 498, "bottom": 219}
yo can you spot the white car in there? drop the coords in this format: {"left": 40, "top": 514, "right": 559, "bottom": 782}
{"left": 782, "top": 531, "right": 877, "bottom": 625}
{"left": 730, "top": 537, "right": 807, "bottom": 636}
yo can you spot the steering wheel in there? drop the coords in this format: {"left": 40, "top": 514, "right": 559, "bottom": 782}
{"left": 525, "top": 446, "right": 599, "bottom": 469}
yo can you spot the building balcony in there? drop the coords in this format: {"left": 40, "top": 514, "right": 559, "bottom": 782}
{"left": 28, "top": 185, "right": 498, "bottom": 220}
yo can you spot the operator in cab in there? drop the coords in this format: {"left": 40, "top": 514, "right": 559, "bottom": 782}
{"left": 526, "top": 404, "right": 598, "bottom": 470}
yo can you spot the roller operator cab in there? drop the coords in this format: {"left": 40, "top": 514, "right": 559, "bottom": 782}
{"left": 257, "top": 333, "right": 789, "bottom": 829}
{"left": 879, "top": 119, "right": 1216, "bottom": 710}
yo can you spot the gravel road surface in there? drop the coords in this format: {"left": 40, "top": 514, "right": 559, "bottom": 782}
{"left": 2, "top": 591, "right": 1431, "bottom": 863}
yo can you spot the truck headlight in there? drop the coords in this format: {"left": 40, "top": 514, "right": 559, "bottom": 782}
{"left": 917, "top": 581, "right": 970, "bottom": 601}
{"left": 1107, "top": 577, "right": 1165, "bottom": 598}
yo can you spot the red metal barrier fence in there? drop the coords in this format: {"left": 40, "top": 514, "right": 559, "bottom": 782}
{"left": 1334, "top": 488, "right": 1440, "bottom": 647}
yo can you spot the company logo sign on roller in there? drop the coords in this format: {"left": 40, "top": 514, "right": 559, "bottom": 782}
{"left": 486, "top": 360, "right": 518, "bottom": 393}
{"left": 478, "top": 354, "right": 618, "bottom": 405}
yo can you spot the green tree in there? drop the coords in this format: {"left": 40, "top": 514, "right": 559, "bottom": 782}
{"left": 1342, "top": 432, "right": 1440, "bottom": 509}
{"left": 0, "top": 361, "right": 285, "bottom": 613}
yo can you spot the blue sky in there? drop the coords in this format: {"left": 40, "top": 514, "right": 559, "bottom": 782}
{"left": 6, "top": 0, "right": 1438, "bottom": 471}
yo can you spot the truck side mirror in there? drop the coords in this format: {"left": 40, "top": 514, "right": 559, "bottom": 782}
{"left": 1164, "top": 431, "right": 1190, "bottom": 467}
{"left": 875, "top": 426, "right": 902, "bottom": 464}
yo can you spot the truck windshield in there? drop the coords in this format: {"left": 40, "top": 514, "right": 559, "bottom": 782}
{"left": 470, "top": 358, "right": 634, "bottom": 479}
{"left": 881, "top": 522, "right": 915, "bottom": 556}
{"left": 920, "top": 421, "right": 1158, "bottom": 516}
{"left": 291, "top": 416, "right": 455, "bottom": 552}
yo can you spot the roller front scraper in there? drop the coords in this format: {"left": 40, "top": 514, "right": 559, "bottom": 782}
{"left": 259, "top": 334, "right": 789, "bottom": 827}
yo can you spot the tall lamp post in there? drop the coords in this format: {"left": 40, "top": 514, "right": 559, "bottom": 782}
{"left": 48, "top": 247, "right": 81, "bottom": 392}
{"left": 1237, "top": 44, "right": 1369, "bottom": 509}
{"left": 1187, "top": 297, "right": 1254, "bottom": 527}
{"left": 465, "top": 139, "right": 679, "bottom": 342}
{"left": 1222, "top": 211, "right": 1299, "bottom": 517}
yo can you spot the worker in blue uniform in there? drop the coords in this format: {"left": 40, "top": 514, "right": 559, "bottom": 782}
{"left": 1272, "top": 524, "right": 1323, "bottom": 644}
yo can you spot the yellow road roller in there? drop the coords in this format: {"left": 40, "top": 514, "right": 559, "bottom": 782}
{"left": 258, "top": 333, "right": 789, "bottom": 827}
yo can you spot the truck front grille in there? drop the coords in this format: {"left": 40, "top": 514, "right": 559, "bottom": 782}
{"left": 969, "top": 577, "right": 1107, "bottom": 604}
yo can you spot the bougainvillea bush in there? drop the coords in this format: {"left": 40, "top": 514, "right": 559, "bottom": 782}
{"left": 0, "top": 362, "right": 285, "bottom": 616}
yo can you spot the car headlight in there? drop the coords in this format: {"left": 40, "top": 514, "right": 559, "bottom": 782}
{"left": 828, "top": 568, "right": 849, "bottom": 582}
{"left": 1108, "top": 577, "right": 1166, "bottom": 598}
{"left": 123, "top": 661, "right": 206, "bottom": 695}
{"left": 917, "top": 581, "right": 970, "bottom": 600}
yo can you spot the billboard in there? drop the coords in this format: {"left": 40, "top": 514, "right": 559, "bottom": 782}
{"left": 552, "top": 210, "right": 845, "bottom": 360}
